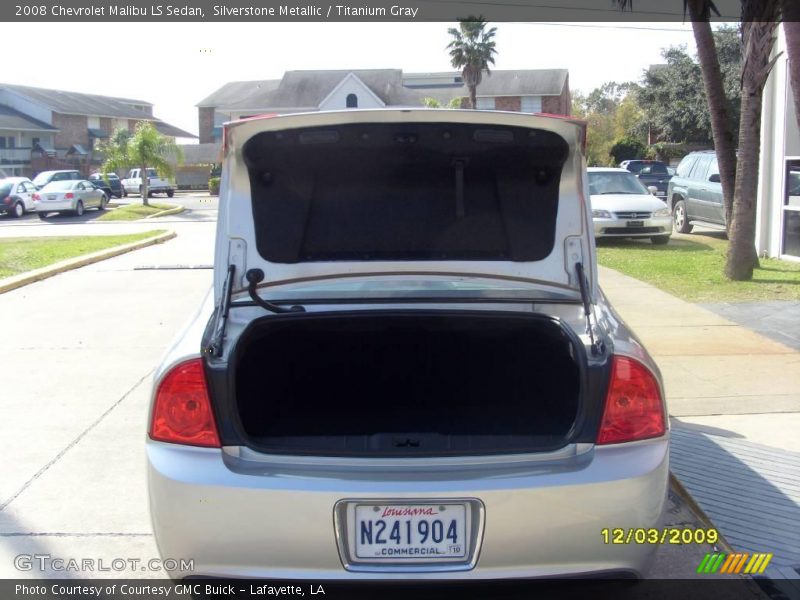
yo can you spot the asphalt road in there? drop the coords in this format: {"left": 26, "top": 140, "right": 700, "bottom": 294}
{"left": 0, "top": 206, "right": 762, "bottom": 589}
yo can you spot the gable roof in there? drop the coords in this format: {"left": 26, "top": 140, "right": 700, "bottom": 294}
{"left": 199, "top": 68, "right": 570, "bottom": 112}
{"left": 1, "top": 83, "right": 153, "bottom": 119}
{"left": 0, "top": 105, "right": 58, "bottom": 132}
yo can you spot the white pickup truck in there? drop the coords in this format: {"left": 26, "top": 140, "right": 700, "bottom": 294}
{"left": 121, "top": 168, "right": 175, "bottom": 198}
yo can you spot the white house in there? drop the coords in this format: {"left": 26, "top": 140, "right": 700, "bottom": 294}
{"left": 757, "top": 24, "right": 800, "bottom": 260}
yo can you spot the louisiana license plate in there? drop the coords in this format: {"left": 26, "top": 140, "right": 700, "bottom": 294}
{"left": 627, "top": 220, "right": 645, "bottom": 227}
{"left": 353, "top": 503, "right": 468, "bottom": 561}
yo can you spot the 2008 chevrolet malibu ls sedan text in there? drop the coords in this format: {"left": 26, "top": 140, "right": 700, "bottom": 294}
{"left": 147, "top": 109, "right": 669, "bottom": 580}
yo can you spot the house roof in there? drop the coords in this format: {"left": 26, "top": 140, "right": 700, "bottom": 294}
{"left": 154, "top": 121, "right": 196, "bottom": 139}
{"left": 0, "top": 105, "right": 58, "bottom": 132}
{"left": 1, "top": 83, "right": 154, "bottom": 119}
{"left": 199, "top": 69, "right": 570, "bottom": 112}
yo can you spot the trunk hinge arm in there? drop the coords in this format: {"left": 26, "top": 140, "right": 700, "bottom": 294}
{"left": 575, "top": 261, "right": 604, "bottom": 356}
{"left": 245, "top": 269, "right": 306, "bottom": 314}
{"left": 206, "top": 264, "right": 236, "bottom": 358}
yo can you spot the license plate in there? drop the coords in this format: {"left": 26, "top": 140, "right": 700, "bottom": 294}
{"left": 47, "top": 195, "right": 57, "bottom": 201}
{"left": 353, "top": 503, "right": 468, "bottom": 561}
{"left": 627, "top": 220, "right": 645, "bottom": 227}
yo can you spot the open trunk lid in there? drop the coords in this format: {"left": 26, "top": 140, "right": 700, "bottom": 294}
{"left": 214, "top": 109, "right": 595, "bottom": 303}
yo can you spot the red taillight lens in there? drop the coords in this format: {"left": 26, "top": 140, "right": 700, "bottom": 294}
{"left": 64, "top": 192, "right": 74, "bottom": 199}
{"left": 32, "top": 193, "right": 40, "bottom": 201}
{"left": 150, "top": 358, "right": 220, "bottom": 447}
{"left": 2, "top": 196, "right": 10, "bottom": 204}
{"left": 597, "top": 356, "right": 665, "bottom": 445}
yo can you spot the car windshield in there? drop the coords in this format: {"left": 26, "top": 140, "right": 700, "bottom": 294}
{"left": 588, "top": 171, "right": 649, "bottom": 195}
{"left": 32, "top": 173, "right": 53, "bottom": 186}
{"left": 42, "top": 181, "right": 76, "bottom": 191}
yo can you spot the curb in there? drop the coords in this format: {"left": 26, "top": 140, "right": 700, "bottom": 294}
{"left": 146, "top": 204, "right": 185, "bottom": 219}
{"left": 669, "top": 471, "right": 734, "bottom": 553}
{"left": 0, "top": 230, "right": 177, "bottom": 295}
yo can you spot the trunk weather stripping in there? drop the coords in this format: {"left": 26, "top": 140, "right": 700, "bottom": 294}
{"left": 575, "top": 261, "right": 604, "bottom": 356}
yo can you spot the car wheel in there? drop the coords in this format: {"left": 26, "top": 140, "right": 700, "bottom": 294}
{"left": 74, "top": 201, "right": 84, "bottom": 217}
{"left": 37, "top": 212, "right": 48, "bottom": 220}
{"left": 166, "top": 190, "right": 174, "bottom": 198}
{"left": 138, "top": 186, "right": 143, "bottom": 197}
{"left": 651, "top": 235, "right": 670, "bottom": 245}
{"left": 12, "top": 202, "right": 24, "bottom": 218}
{"left": 673, "top": 200, "right": 693, "bottom": 234}
{"left": 122, "top": 188, "right": 128, "bottom": 198}
{"left": 97, "top": 194, "right": 107, "bottom": 210}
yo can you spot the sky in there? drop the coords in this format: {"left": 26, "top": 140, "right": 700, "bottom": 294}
{"left": 2, "top": 21, "right": 712, "bottom": 141}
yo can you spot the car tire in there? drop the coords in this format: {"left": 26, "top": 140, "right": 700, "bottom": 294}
{"left": 673, "top": 200, "right": 693, "bottom": 234}
{"left": 98, "top": 194, "right": 107, "bottom": 210}
{"left": 651, "top": 235, "right": 670, "bottom": 245}
{"left": 166, "top": 190, "right": 174, "bottom": 198}
{"left": 13, "top": 202, "right": 24, "bottom": 218}
{"left": 38, "top": 212, "right": 48, "bottom": 220}
{"left": 74, "top": 201, "right": 84, "bottom": 217}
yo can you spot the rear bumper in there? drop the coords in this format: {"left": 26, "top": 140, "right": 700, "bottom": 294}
{"left": 147, "top": 438, "right": 669, "bottom": 580}
{"left": 35, "top": 200, "right": 74, "bottom": 212}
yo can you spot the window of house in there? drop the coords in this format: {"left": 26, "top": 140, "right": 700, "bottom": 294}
{"left": 475, "top": 97, "right": 494, "bottom": 110}
{"left": 32, "top": 137, "right": 40, "bottom": 146}
{"left": 346, "top": 94, "right": 358, "bottom": 108}
{"left": 0, "top": 138, "right": 6, "bottom": 149}
{"left": 520, "top": 96, "right": 542, "bottom": 113}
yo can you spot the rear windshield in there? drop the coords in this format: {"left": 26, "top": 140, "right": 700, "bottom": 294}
{"left": 0, "top": 183, "right": 11, "bottom": 195}
{"left": 41, "top": 181, "right": 75, "bottom": 191}
{"left": 32, "top": 173, "right": 53, "bottom": 186}
{"left": 242, "top": 123, "right": 569, "bottom": 263}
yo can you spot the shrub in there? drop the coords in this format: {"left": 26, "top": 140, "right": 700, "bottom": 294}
{"left": 208, "top": 176, "right": 220, "bottom": 195}
{"left": 609, "top": 136, "right": 647, "bottom": 164}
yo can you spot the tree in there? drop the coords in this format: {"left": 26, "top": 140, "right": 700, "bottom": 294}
{"left": 447, "top": 17, "right": 497, "bottom": 109}
{"left": 422, "top": 97, "right": 464, "bottom": 108}
{"left": 726, "top": 6, "right": 780, "bottom": 279}
{"left": 610, "top": 137, "right": 647, "bottom": 164}
{"left": 100, "top": 121, "right": 181, "bottom": 207}
{"left": 95, "top": 127, "right": 132, "bottom": 182}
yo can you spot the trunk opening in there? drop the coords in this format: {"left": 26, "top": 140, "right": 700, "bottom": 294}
{"left": 232, "top": 311, "right": 583, "bottom": 457}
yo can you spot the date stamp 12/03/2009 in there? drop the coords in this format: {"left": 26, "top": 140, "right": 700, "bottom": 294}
{"left": 601, "top": 528, "right": 719, "bottom": 545}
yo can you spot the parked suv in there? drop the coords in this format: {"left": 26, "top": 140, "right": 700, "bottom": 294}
{"left": 89, "top": 172, "right": 124, "bottom": 198}
{"left": 147, "top": 110, "right": 669, "bottom": 580}
{"left": 31, "top": 169, "right": 82, "bottom": 190}
{"left": 619, "top": 160, "right": 672, "bottom": 200}
{"left": 666, "top": 151, "right": 724, "bottom": 233}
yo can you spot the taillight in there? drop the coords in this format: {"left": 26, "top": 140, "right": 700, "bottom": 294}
{"left": 597, "top": 356, "right": 665, "bottom": 445}
{"left": 32, "top": 193, "right": 40, "bottom": 201}
{"left": 64, "top": 192, "right": 74, "bottom": 199}
{"left": 150, "top": 358, "right": 220, "bottom": 447}
{"left": 2, "top": 196, "right": 10, "bottom": 204}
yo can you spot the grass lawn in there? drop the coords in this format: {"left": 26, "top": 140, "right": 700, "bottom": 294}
{"left": 0, "top": 230, "right": 167, "bottom": 279}
{"left": 596, "top": 232, "right": 800, "bottom": 303}
{"left": 97, "top": 203, "right": 177, "bottom": 221}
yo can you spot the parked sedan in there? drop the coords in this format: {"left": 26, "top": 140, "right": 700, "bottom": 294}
{"left": 0, "top": 177, "right": 37, "bottom": 218}
{"left": 33, "top": 179, "right": 107, "bottom": 218}
{"left": 148, "top": 111, "right": 669, "bottom": 581}
{"left": 589, "top": 167, "right": 673, "bottom": 244}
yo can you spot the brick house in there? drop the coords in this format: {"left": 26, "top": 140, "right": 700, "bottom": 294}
{"left": 197, "top": 69, "right": 570, "bottom": 144}
{"left": 0, "top": 83, "right": 194, "bottom": 178}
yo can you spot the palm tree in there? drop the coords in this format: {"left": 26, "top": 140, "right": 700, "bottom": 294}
{"left": 726, "top": 4, "right": 780, "bottom": 279}
{"left": 447, "top": 17, "right": 497, "bottom": 109}
{"left": 101, "top": 121, "right": 181, "bottom": 207}
{"left": 96, "top": 127, "right": 132, "bottom": 183}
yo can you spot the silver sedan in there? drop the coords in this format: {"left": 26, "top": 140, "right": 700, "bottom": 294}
{"left": 34, "top": 179, "right": 108, "bottom": 219}
{"left": 589, "top": 168, "right": 673, "bottom": 245}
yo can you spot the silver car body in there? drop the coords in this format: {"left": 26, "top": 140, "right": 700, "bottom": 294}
{"left": 35, "top": 179, "right": 106, "bottom": 215}
{"left": 147, "top": 110, "right": 669, "bottom": 580}
{"left": 588, "top": 168, "right": 672, "bottom": 241}
{"left": 0, "top": 177, "right": 37, "bottom": 215}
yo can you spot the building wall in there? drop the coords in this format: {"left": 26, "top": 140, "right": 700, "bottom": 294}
{"left": 199, "top": 106, "right": 215, "bottom": 144}
{"left": 52, "top": 113, "right": 88, "bottom": 148}
{"left": 495, "top": 96, "right": 521, "bottom": 112}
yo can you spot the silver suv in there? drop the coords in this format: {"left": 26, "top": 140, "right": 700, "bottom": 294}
{"left": 146, "top": 110, "right": 669, "bottom": 580}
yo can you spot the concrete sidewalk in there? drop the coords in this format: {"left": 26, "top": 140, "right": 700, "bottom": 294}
{"left": 599, "top": 266, "right": 800, "bottom": 419}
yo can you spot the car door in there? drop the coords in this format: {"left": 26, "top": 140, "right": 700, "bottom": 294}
{"left": 14, "top": 182, "right": 31, "bottom": 211}
{"left": 76, "top": 182, "right": 93, "bottom": 208}
{"left": 685, "top": 155, "right": 712, "bottom": 221}
{"left": 703, "top": 158, "right": 725, "bottom": 225}
{"left": 22, "top": 182, "right": 37, "bottom": 210}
